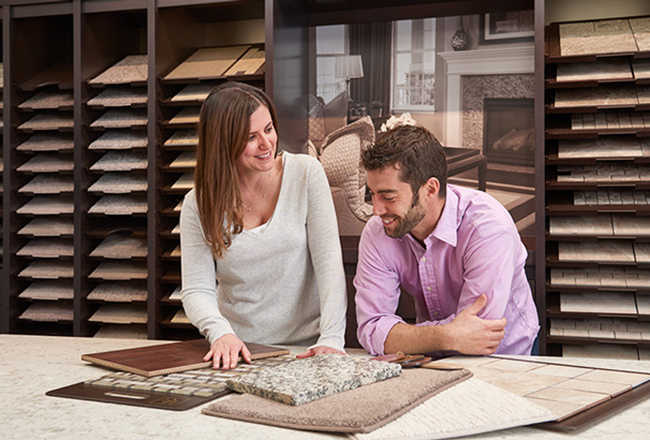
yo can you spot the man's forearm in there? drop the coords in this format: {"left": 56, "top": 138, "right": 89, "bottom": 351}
{"left": 383, "top": 322, "right": 450, "bottom": 354}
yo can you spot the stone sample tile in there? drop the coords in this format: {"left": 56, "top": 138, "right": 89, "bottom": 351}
{"left": 562, "top": 343, "right": 640, "bottom": 360}
{"left": 612, "top": 214, "right": 650, "bottom": 235}
{"left": 637, "top": 294, "right": 650, "bottom": 315}
{"left": 88, "top": 173, "right": 148, "bottom": 194}
{"left": 18, "top": 88, "right": 74, "bottom": 110}
{"left": 525, "top": 397, "right": 585, "bottom": 421}
{"left": 88, "top": 195, "right": 148, "bottom": 215}
{"left": 91, "top": 151, "right": 147, "bottom": 171}
{"left": 529, "top": 364, "right": 592, "bottom": 378}
{"left": 555, "top": 85, "right": 638, "bottom": 108}
{"left": 579, "top": 369, "right": 650, "bottom": 387}
{"left": 527, "top": 386, "right": 610, "bottom": 408}
{"left": 459, "top": 370, "right": 564, "bottom": 398}
{"left": 473, "top": 359, "right": 544, "bottom": 374}
{"left": 438, "top": 356, "right": 501, "bottom": 370}
{"left": 556, "top": 58, "right": 633, "bottom": 82}
{"left": 549, "top": 215, "right": 613, "bottom": 235}
{"left": 553, "top": 378, "right": 632, "bottom": 396}
{"left": 560, "top": 19, "right": 638, "bottom": 56}
{"left": 227, "top": 353, "right": 402, "bottom": 406}
{"left": 632, "top": 59, "right": 650, "bottom": 79}
{"left": 16, "top": 133, "right": 74, "bottom": 152}
{"left": 558, "top": 240, "right": 635, "bottom": 262}
{"left": 17, "top": 153, "right": 73, "bottom": 173}
{"left": 630, "top": 17, "right": 650, "bottom": 52}
{"left": 558, "top": 137, "right": 641, "bottom": 158}
{"left": 19, "top": 174, "right": 74, "bottom": 195}
{"left": 560, "top": 291, "right": 637, "bottom": 314}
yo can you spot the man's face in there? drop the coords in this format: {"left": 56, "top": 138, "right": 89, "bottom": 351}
{"left": 366, "top": 165, "right": 426, "bottom": 238}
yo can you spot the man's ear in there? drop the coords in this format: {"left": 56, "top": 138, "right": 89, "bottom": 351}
{"left": 424, "top": 177, "right": 440, "bottom": 198}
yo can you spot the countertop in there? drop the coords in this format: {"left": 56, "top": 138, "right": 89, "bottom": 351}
{"left": 1, "top": 334, "right": 649, "bottom": 440}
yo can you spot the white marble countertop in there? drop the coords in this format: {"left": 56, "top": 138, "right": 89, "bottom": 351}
{"left": 1, "top": 334, "right": 649, "bottom": 440}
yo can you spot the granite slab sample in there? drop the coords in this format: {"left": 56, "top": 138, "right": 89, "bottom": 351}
{"left": 555, "top": 58, "right": 633, "bottom": 82}
{"left": 227, "top": 353, "right": 402, "bottom": 406}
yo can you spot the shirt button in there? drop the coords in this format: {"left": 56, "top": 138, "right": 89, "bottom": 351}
{"left": 433, "top": 312, "right": 439, "bottom": 317}
{"left": 426, "top": 286, "right": 432, "bottom": 292}
{"left": 421, "top": 257, "right": 426, "bottom": 263}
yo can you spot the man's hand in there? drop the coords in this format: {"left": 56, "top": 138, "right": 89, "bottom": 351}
{"left": 443, "top": 294, "right": 506, "bottom": 355}
{"left": 204, "top": 334, "right": 252, "bottom": 370}
{"left": 296, "top": 345, "right": 347, "bottom": 359}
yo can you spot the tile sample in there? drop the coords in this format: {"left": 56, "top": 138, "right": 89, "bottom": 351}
{"left": 560, "top": 291, "right": 637, "bottom": 314}
{"left": 88, "top": 195, "right": 147, "bottom": 215}
{"left": 562, "top": 343, "right": 640, "bottom": 360}
{"left": 555, "top": 85, "right": 638, "bottom": 108}
{"left": 560, "top": 19, "right": 638, "bottom": 56}
{"left": 19, "top": 302, "right": 73, "bottom": 322}
{"left": 630, "top": 17, "right": 650, "bottom": 51}
{"left": 89, "top": 261, "right": 148, "bottom": 281}
{"left": 17, "top": 238, "right": 73, "bottom": 258}
{"left": 87, "top": 86, "right": 147, "bottom": 107}
{"left": 526, "top": 387, "right": 610, "bottom": 408}
{"left": 632, "top": 59, "right": 650, "bottom": 79}
{"left": 579, "top": 369, "right": 650, "bottom": 387}
{"left": 90, "top": 151, "right": 148, "bottom": 171}
{"left": 169, "top": 151, "right": 197, "bottom": 168}
{"left": 19, "top": 174, "right": 74, "bottom": 194}
{"left": 549, "top": 215, "right": 613, "bottom": 235}
{"left": 88, "top": 173, "right": 147, "bottom": 194}
{"left": 89, "top": 233, "right": 147, "bottom": 259}
{"left": 612, "top": 214, "right": 650, "bottom": 235}
{"left": 18, "top": 111, "right": 74, "bottom": 130}
{"left": 17, "top": 153, "right": 74, "bottom": 173}
{"left": 87, "top": 282, "right": 148, "bottom": 302}
{"left": 18, "top": 260, "right": 74, "bottom": 279}
{"left": 473, "top": 371, "right": 566, "bottom": 397}
{"left": 16, "top": 133, "right": 74, "bottom": 152}
{"left": 172, "top": 173, "right": 194, "bottom": 190}
{"left": 555, "top": 58, "right": 633, "bottom": 82}
{"left": 558, "top": 240, "right": 635, "bottom": 262}
{"left": 634, "top": 242, "right": 650, "bottom": 262}
{"left": 637, "top": 294, "right": 650, "bottom": 315}
{"left": 18, "top": 89, "right": 74, "bottom": 110}
{"left": 558, "top": 137, "right": 641, "bottom": 158}
{"left": 525, "top": 397, "right": 585, "bottom": 421}
{"left": 90, "top": 108, "right": 147, "bottom": 128}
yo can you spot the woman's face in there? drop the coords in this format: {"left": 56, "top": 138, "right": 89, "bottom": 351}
{"left": 235, "top": 104, "right": 277, "bottom": 174}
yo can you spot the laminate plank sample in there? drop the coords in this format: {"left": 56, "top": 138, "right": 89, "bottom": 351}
{"left": 612, "top": 214, "right": 650, "bottom": 235}
{"left": 88, "top": 55, "right": 148, "bottom": 85}
{"left": 560, "top": 19, "right": 638, "bottom": 57}
{"left": 556, "top": 58, "right": 633, "bottom": 82}
{"left": 172, "top": 173, "right": 194, "bottom": 190}
{"left": 164, "top": 129, "right": 198, "bottom": 147}
{"left": 164, "top": 46, "right": 250, "bottom": 80}
{"left": 19, "top": 58, "right": 73, "bottom": 91}
{"left": 225, "top": 48, "right": 265, "bottom": 76}
{"left": 90, "top": 108, "right": 147, "bottom": 129}
{"left": 169, "top": 285, "right": 182, "bottom": 301}
{"left": 93, "top": 324, "right": 148, "bottom": 339}
{"left": 168, "top": 106, "right": 200, "bottom": 125}
{"left": 637, "top": 294, "right": 650, "bottom": 315}
{"left": 558, "top": 240, "right": 635, "bottom": 262}
{"left": 634, "top": 242, "right": 650, "bottom": 262}
{"left": 89, "top": 304, "right": 148, "bottom": 324}
{"left": 170, "top": 82, "right": 217, "bottom": 102}
{"left": 169, "top": 151, "right": 197, "bottom": 168}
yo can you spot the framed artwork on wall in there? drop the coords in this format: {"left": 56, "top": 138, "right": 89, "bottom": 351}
{"left": 480, "top": 11, "right": 534, "bottom": 44}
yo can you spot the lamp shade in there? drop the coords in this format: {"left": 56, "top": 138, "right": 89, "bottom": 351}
{"left": 335, "top": 54, "right": 364, "bottom": 79}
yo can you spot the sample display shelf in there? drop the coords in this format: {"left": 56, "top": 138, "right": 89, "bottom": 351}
{"left": 544, "top": 16, "right": 650, "bottom": 360}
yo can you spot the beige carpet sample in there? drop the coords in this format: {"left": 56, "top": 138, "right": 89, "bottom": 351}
{"left": 164, "top": 129, "right": 198, "bottom": 147}
{"left": 17, "top": 238, "right": 73, "bottom": 258}
{"left": 17, "top": 196, "right": 74, "bottom": 215}
{"left": 90, "top": 108, "right": 147, "bottom": 128}
{"left": 89, "top": 261, "right": 148, "bottom": 281}
{"left": 87, "top": 282, "right": 148, "bottom": 302}
{"left": 89, "top": 304, "right": 147, "bottom": 324}
{"left": 16, "top": 133, "right": 74, "bottom": 153}
{"left": 18, "top": 260, "right": 74, "bottom": 279}
{"left": 225, "top": 48, "right": 265, "bottom": 76}
{"left": 555, "top": 58, "right": 633, "bottom": 82}
{"left": 18, "top": 89, "right": 74, "bottom": 110}
{"left": 205, "top": 367, "right": 472, "bottom": 433}
{"left": 87, "top": 86, "right": 147, "bottom": 107}
{"left": 88, "top": 130, "right": 148, "bottom": 150}
{"left": 19, "top": 174, "right": 73, "bottom": 194}
{"left": 19, "top": 302, "right": 73, "bottom": 322}
{"left": 18, "top": 218, "right": 74, "bottom": 237}
{"left": 89, "top": 55, "right": 148, "bottom": 85}
{"left": 18, "top": 280, "right": 74, "bottom": 301}
{"left": 88, "top": 173, "right": 147, "bottom": 194}
{"left": 170, "top": 82, "right": 217, "bottom": 102}
{"left": 89, "top": 233, "right": 147, "bottom": 259}
{"left": 18, "top": 112, "right": 74, "bottom": 131}
{"left": 93, "top": 324, "right": 148, "bottom": 339}
{"left": 164, "top": 46, "right": 250, "bottom": 80}
{"left": 88, "top": 195, "right": 148, "bottom": 215}
{"left": 91, "top": 151, "right": 147, "bottom": 171}
{"left": 17, "top": 153, "right": 73, "bottom": 173}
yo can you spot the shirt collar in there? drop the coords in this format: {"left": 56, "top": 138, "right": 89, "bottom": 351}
{"left": 423, "top": 185, "right": 458, "bottom": 248}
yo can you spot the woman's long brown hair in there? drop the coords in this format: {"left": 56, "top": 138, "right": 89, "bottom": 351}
{"left": 194, "top": 82, "right": 279, "bottom": 259}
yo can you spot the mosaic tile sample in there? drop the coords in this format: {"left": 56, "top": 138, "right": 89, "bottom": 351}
{"left": 91, "top": 151, "right": 147, "bottom": 171}
{"left": 89, "top": 233, "right": 147, "bottom": 259}
{"left": 18, "top": 280, "right": 74, "bottom": 300}
{"left": 87, "top": 282, "right": 147, "bottom": 302}
{"left": 88, "top": 130, "right": 148, "bottom": 150}
{"left": 88, "top": 86, "right": 147, "bottom": 107}
{"left": 90, "top": 108, "right": 147, "bottom": 128}
{"left": 89, "top": 55, "right": 148, "bottom": 85}
{"left": 18, "top": 89, "right": 74, "bottom": 110}
{"left": 227, "top": 353, "right": 402, "bottom": 406}
{"left": 88, "top": 173, "right": 147, "bottom": 194}
{"left": 555, "top": 58, "right": 633, "bottom": 82}
{"left": 17, "top": 153, "right": 73, "bottom": 173}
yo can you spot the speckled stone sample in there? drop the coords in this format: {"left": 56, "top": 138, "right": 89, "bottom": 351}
{"left": 630, "top": 17, "right": 650, "bottom": 52}
{"left": 19, "top": 174, "right": 74, "bottom": 194}
{"left": 89, "top": 55, "right": 148, "bottom": 85}
{"left": 555, "top": 58, "right": 633, "bottom": 82}
{"left": 164, "top": 129, "right": 198, "bottom": 147}
{"left": 88, "top": 173, "right": 147, "bottom": 194}
{"left": 88, "top": 130, "right": 148, "bottom": 150}
{"left": 632, "top": 59, "right": 650, "bottom": 79}
{"left": 87, "top": 282, "right": 148, "bottom": 302}
{"left": 16, "top": 133, "right": 74, "bottom": 152}
{"left": 18, "top": 89, "right": 74, "bottom": 110}
{"left": 227, "top": 353, "right": 402, "bottom": 406}
{"left": 88, "top": 86, "right": 147, "bottom": 107}
{"left": 89, "top": 233, "right": 147, "bottom": 259}
{"left": 18, "top": 260, "right": 74, "bottom": 279}
{"left": 18, "top": 112, "right": 74, "bottom": 131}
{"left": 171, "top": 82, "right": 217, "bottom": 102}
{"left": 90, "top": 108, "right": 147, "bottom": 128}
{"left": 17, "top": 238, "right": 73, "bottom": 258}
{"left": 89, "top": 261, "right": 148, "bottom": 281}
{"left": 560, "top": 19, "right": 638, "bottom": 56}
{"left": 18, "top": 280, "right": 74, "bottom": 300}
{"left": 90, "top": 151, "right": 147, "bottom": 171}
{"left": 17, "top": 153, "right": 73, "bottom": 173}
{"left": 16, "top": 196, "right": 74, "bottom": 215}
{"left": 88, "top": 195, "right": 148, "bottom": 215}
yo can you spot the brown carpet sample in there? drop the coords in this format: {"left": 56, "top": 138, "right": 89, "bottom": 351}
{"left": 18, "top": 260, "right": 74, "bottom": 279}
{"left": 18, "top": 218, "right": 74, "bottom": 237}
{"left": 18, "top": 111, "right": 74, "bottom": 131}
{"left": 16, "top": 133, "right": 74, "bottom": 152}
{"left": 90, "top": 108, "right": 147, "bottom": 128}
{"left": 18, "top": 89, "right": 74, "bottom": 110}
{"left": 19, "top": 302, "right": 74, "bottom": 322}
{"left": 90, "top": 151, "right": 147, "bottom": 171}
{"left": 89, "top": 233, "right": 147, "bottom": 259}
{"left": 88, "top": 261, "right": 148, "bottom": 281}
{"left": 89, "top": 304, "right": 148, "bottom": 324}
{"left": 88, "top": 130, "right": 148, "bottom": 150}
{"left": 89, "top": 55, "right": 148, "bottom": 85}
{"left": 88, "top": 195, "right": 148, "bottom": 215}
{"left": 168, "top": 106, "right": 200, "bottom": 125}
{"left": 17, "top": 153, "right": 74, "bottom": 173}
{"left": 87, "top": 281, "right": 148, "bottom": 302}
{"left": 19, "top": 174, "right": 74, "bottom": 194}
{"left": 17, "top": 196, "right": 74, "bottom": 215}
{"left": 204, "top": 368, "right": 472, "bottom": 433}
{"left": 17, "top": 238, "right": 73, "bottom": 258}
{"left": 164, "top": 129, "right": 198, "bottom": 147}
{"left": 18, "top": 280, "right": 74, "bottom": 300}
{"left": 171, "top": 82, "right": 217, "bottom": 102}
{"left": 164, "top": 46, "right": 250, "bottom": 80}
{"left": 88, "top": 173, "right": 147, "bottom": 194}
{"left": 88, "top": 85, "right": 147, "bottom": 107}
{"left": 93, "top": 324, "right": 148, "bottom": 339}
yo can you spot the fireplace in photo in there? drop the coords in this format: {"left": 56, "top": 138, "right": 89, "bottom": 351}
{"left": 483, "top": 98, "right": 534, "bottom": 167}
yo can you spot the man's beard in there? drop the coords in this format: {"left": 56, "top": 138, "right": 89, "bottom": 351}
{"left": 384, "top": 194, "right": 426, "bottom": 238}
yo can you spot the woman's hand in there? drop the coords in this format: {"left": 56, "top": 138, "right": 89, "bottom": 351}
{"left": 296, "top": 345, "right": 347, "bottom": 359}
{"left": 203, "top": 334, "right": 252, "bottom": 370}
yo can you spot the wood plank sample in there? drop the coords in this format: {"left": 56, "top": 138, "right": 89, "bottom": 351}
{"left": 18, "top": 260, "right": 74, "bottom": 279}
{"left": 164, "top": 129, "right": 198, "bottom": 147}
{"left": 167, "top": 106, "right": 200, "bottom": 125}
{"left": 225, "top": 48, "right": 265, "bottom": 76}
{"left": 170, "top": 82, "right": 217, "bottom": 102}
{"left": 88, "top": 261, "right": 148, "bottom": 281}
{"left": 19, "top": 302, "right": 73, "bottom": 322}
{"left": 169, "top": 151, "right": 197, "bottom": 168}
{"left": 81, "top": 339, "right": 290, "bottom": 377}
{"left": 87, "top": 86, "right": 147, "bottom": 107}
{"left": 89, "top": 304, "right": 148, "bottom": 324}
{"left": 164, "top": 46, "right": 250, "bottom": 80}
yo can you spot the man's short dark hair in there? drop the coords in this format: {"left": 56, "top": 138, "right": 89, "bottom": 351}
{"left": 362, "top": 125, "right": 447, "bottom": 198}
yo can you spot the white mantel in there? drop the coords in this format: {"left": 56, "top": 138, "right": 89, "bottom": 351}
{"left": 439, "top": 45, "right": 534, "bottom": 147}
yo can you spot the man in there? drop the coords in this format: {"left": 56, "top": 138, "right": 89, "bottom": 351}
{"left": 355, "top": 125, "right": 539, "bottom": 356}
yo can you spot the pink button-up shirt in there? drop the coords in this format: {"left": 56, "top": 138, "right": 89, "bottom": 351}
{"left": 354, "top": 184, "right": 539, "bottom": 356}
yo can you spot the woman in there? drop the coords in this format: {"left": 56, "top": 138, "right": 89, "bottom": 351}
{"left": 180, "top": 82, "right": 347, "bottom": 369}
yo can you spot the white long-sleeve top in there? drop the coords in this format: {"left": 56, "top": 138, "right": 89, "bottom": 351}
{"left": 180, "top": 152, "right": 347, "bottom": 351}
